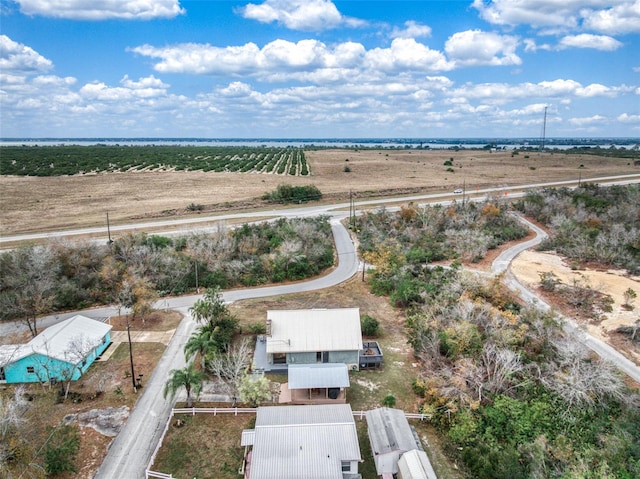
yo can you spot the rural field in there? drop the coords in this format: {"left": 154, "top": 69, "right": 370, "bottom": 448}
{"left": 1, "top": 147, "right": 637, "bottom": 236}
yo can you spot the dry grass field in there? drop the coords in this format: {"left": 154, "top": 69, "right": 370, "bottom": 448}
{"left": 1, "top": 148, "right": 637, "bottom": 236}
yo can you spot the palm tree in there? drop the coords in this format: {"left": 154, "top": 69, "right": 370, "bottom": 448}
{"left": 184, "top": 326, "right": 218, "bottom": 369}
{"left": 163, "top": 361, "right": 205, "bottom": 407}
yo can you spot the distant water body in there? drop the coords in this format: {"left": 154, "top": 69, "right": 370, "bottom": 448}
{"left": 1, "top": 137, "right": 638, "bottom": 150}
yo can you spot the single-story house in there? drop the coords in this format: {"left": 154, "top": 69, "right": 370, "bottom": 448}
{"left": 0, "top": 315, "right": 112, "bottom": 384}
{"left": 397, "top": 450, "right": 438, "bottom": 479}
{"left": 279, "top": 363, "right": 350, "bottom": 404}
{"left": 241, "top": 404, "right": 362, "bottom": 479}
{"left": 366, "top": 408, "right": 435, "bottom": 477}
{"left": 263, "top": 308, "right": 363, "bottom": 371}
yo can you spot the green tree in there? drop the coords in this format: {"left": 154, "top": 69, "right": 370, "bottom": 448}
{"left": 184, "top": 326, "right": 218, "bottom": 368}
{"left": 44, "top": 424, "right": 80, "bottom": 475}
{"left": 239, "top": 374, "right": 272, "bottom": 407}
{"left": 163, "top": 361, "right": 205, "bottom": 408}
{"left": 189, "top": 287, "right": 238, "bottom": 352}
{"left": 361, "top": 314, "right": 380, "bottom": 337}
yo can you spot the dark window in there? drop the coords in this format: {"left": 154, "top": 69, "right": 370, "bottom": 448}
{"left": 273, "top": 353, "right": 286, "bottom": 364}
{"left": 0, "top": 367, "right": 5, "bottom": 381}
{"left": 341, "top": 461, "right": 350, "bottom": 472}
{"left": 26, "top": 366, "right": 35, "bottom": 374}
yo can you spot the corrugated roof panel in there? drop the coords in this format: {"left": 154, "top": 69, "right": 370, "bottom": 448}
{"left": 241, "top": 429, "right": 255, "bottom": 446}
{"left": 256, "top": 404, "right": 354, "bottom": 426}
{"left": 366, "top": 408, "right": 419, "bottom": 455}
{"left": 0, "top": 315, "right": 111, "bottom": 366}
{"left": 288, "top": 363, "right": 350, "bottom": 389}
{"left": 398, "top": 450, "right": 438, "bottom": 479}
{"left": 249, "top": 405, "right": 361, "bottom": 479}
{"left": 266, "top": 309, "right": 362, "bottom": 354}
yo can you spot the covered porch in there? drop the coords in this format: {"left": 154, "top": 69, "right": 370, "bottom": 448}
{"left": 278, "top": 363, "right": 350, "bottom": 405}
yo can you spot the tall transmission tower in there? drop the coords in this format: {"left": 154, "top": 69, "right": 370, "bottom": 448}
{"left": 540, "top": 106, "right": 548, "bottom": 151}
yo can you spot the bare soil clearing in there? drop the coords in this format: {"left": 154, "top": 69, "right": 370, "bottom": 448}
{"left": 2, "top": 149, "right": 636, "bottom": 236}
{"left": 511, "top": 250, "right": 640, "bottom": 365}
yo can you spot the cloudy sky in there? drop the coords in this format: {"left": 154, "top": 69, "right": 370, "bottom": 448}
{"left": 1, "top": 0, "right": 639, "bottom": 138}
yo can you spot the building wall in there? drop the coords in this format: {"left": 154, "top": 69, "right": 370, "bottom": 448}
{"left": 3, "top": 332, "right": 111, "bottom": 384}
{"left": 282, "top": 350, "right": 359, "bottom": 368}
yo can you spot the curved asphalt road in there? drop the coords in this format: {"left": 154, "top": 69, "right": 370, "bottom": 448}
{"left": 494, "top": 214, "right": 640, "bottom": 383}
{"left": 93, "top": 218, "right": 358, "bottom": 479}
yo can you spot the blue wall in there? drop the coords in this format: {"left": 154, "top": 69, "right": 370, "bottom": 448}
{"left": 2, "top": 331, "right": 111, "bottom": 384}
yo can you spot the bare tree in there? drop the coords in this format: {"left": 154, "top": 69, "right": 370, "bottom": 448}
{"left": 0, "top": 245, "right": 58, "bottom": 337}
{"left": 206, "top": 338, "right": 252, "bottom": 406}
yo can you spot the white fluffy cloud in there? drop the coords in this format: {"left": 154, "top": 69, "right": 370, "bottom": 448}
{"left": 558, "top": 34, "right": 623, "bottom": 50}
{"left": 392, "top": 21, "right": 432, "bottom": 39}
{"left": 445, "top": 30, "right": 521, "bottom": 67}
{"left": 131, "top": 37, "right": 454, "bottom": 79}
{"left": 582, "top": 0, "right": 640, "bottom": 35}
{"left": 239, "top": 0, "right": 364, "bottom": 31}
{"left": 0, "top": 34, "right": 52, "bottom": 73}
{"left": 473, "top": 0, "right": 640, "bottom": 34}
{"left": 14, "top": 0, "right": 185, "bottom": 20}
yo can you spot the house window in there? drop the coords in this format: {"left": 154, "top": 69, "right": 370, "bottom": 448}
{"left": 26, "top": 366, "right": 35, "bottom": 374}
{"left": 273, "top": 353, "right": 286, "bottom": 364}
{"left": 316, "top": 351, "right": 322, "bottom": 362}
{"left": 341, "top": 461, "right": 350, "bottom": 472}
{"left": 0, "top": 367, "right": 5, "bottom": 381}
{"left": 102, "top": 335, "right": 107, "bottom": 344}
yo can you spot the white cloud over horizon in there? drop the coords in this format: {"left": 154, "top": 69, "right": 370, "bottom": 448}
{"left": 11, "top": 0, "right": 185, "bottom": 20}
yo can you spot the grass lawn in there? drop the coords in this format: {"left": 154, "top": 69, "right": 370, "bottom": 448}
{"left": 152, "top": 278, "right": 465, "bottom": 478}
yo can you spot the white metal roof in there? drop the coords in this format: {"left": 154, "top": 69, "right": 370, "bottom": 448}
{"left": 398, "top": 450, "right": 438, "bottom": 479}
{"left": 248, "top": 404, "right": 361, "bottom": 479}
{"left": 265, "top": 308, "right": 362, "bottom": 354}
{"left": 288, "top": 363, "right": 350, "bottom": 389}
{"left": 0, "top": 315, "right": 111, "bottom": 366}
{"left": 366, "top": 408, "right": 420, "bottom": 456}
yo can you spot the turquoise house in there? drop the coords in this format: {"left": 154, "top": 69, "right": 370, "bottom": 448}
{"left": 0, "top": 315, "right": 112, "bottom": 384}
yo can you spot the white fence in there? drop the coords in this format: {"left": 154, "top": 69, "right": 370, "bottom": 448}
{"left": 145, "top": 407, "right": 431, "bottom": 478}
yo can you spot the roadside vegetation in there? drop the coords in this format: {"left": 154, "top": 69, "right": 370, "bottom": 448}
{"left": 516, "top": 183, "right": 640, "bottom": 274}
{"left": 355, "top": 193, "right": 640, "bottom": 478}
{"left": 0, "top": 216, "right": 334, "bottom": 334}
{"left": 0, "top": 145, "right": 310, "bottom": 176}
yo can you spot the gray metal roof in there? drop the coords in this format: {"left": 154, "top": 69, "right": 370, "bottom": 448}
{"left": 366, "top": 408, "right": 420, "bottom": 455}
{"left": 0, "top": 315, "right": 111, "bottom": 367}
{"left": 288, "top": 363, "right": 350, "bottom": 389}
{"left": 398, "top": 450, "right": 438, "bottom": 479}
{"left": 248, "top": 404, "right": 361, "bottom": 479}
{"left": 266, "top": 308, "right": 362, "bottom": 354}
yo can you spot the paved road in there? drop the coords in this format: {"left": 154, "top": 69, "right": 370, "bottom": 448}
{"left": 93, "top": 218, "right": 359, "bottom": 479}
{"left": 3, "top": 174, "right": 639, "bottom": 245}
{"left": 3, "top": 179, "right": 640, "bottom": 478}
{"left": 494, "top": 215, "right": 640, "bottom": 383}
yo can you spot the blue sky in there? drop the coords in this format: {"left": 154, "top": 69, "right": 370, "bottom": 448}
{"left": 1, "top": 0, "right": 639, "bottom": 138}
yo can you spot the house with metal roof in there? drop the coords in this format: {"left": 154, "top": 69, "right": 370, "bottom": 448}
{"left": 241, "top": 404, "right": 362, "bottom": 479}
{"left": 258, "top": 308, "right": 363, "bottom": 372}
{"left": 279, "top": 363, "right": 350, "bottom": 404}
{"left": 0, "top": 315, "right": 112, "bottom": 384}
{"left": 366, "top": 408, "right": 435, "bottom": 478}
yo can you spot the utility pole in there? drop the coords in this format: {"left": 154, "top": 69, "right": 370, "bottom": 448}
{"left": 126, "top": 314, "right": 137, "bottom": 392}
{"left": 106, "top": 212, "right": 113, "bottom": 246}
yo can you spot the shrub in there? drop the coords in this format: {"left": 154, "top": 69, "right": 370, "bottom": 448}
{"left": 262, "top": 184, "right": 322, "bottom": 204}
{"left": 44, "top": 425, "right": 80, "bottom": 475}
{"left": 186, "top": 202, "right": 204, "bottom": 212}
{"left": 382, "top": 393, "right": 396, "bottom": 407}
{"left": 446, "top": 167, "right": 455, "bottom": 173}
{"left": 247, "top": 322, "right": 267, "bottom": 335}
{"left": 344, "top": 165, "right": 351, "bottom": 172}
{"left": 361, "top": 314, "right": 380, "bottom": 337}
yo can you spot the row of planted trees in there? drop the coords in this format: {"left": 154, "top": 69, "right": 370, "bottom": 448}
{"left": 355, "top": 193, "right": 640, "bottom": 478}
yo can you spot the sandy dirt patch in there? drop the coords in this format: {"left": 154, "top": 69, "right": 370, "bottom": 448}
{"left": 511, "top": 250, "right": 640, "bottom": 363}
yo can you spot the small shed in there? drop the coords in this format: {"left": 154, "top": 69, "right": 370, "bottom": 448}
{"left": 0, "top": 315, "right": 112, "bottom": 384}
{"left": 279, "top": 363, "right": 350, "bottom": 404}
{"left": 366, "top": 407, "right": 423, "bottom": 476}
{"left": 397, "top": 450, "right": 438, "bottom": 479}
